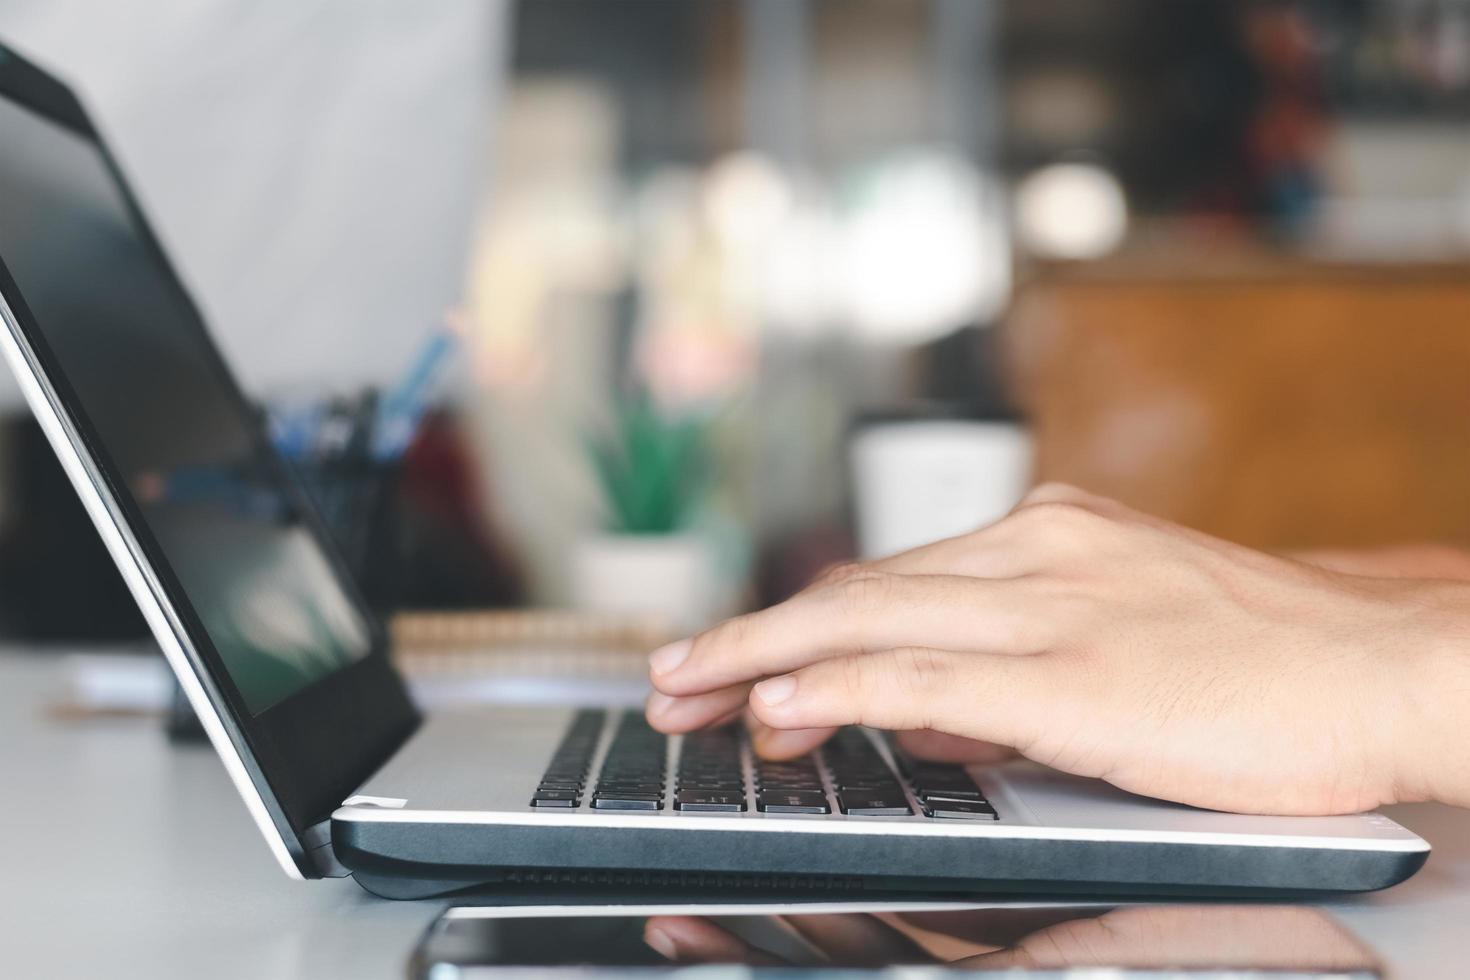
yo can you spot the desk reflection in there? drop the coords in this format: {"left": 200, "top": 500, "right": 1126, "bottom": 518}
{"left": 644, "top": 904, "right": 1382, "bottom": 975}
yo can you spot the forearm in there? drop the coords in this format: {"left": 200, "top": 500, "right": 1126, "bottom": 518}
{"left": 1296, "top": 544, "right": 1470, "bottom": 581}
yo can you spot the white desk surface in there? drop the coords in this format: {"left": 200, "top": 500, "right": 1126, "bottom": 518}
{"left": 2, "top": 651, "right": 1467, "bottom": 978}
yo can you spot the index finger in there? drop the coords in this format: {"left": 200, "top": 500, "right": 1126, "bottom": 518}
{"left": 649, "top": 574, "right": 1048, "bottom": 697}
{"left": 747, "top": 647, "right": 1052, "bottom": 753}
{"left": 644, "top": 917, "right": 784, "bottom": 966}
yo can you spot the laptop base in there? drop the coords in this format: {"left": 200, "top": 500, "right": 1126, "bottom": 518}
{"left": 346, "top": 866, "right": 1422, "bottom": 903}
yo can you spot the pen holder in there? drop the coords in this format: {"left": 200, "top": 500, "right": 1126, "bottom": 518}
{"left": 290, "top": 456, "right": 404, "bottom": 613}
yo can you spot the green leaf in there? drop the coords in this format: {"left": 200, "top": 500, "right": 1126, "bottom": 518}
{"left": 583, "top": 387, "right": 716, "bottom": 534}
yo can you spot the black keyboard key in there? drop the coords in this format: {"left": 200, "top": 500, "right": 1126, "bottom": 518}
{"left": 675, "top": 728, "right": 744, "bottom": 799}
{"left": 532, "top": 789, "right": 579, "bottom": 801}
{"left": 912, "top": 771, "right": 979, "bottom": 786}
{"left": 675, "top": 791, "right": 746, "bottom": 812}
{"left": 755, "top": 776, "right": 811, "bottom": 789}
{"left": 531, "top": 792, "right": 579, "bottom": 807}
{"left": 598, "top": 775, "right": 663, "bottom": 785}
{"left": 834, "top": 780, "right": 904, "bottom": 796}
{"left": 531, "top": 709, "right": 605, "bottom": 808}
{"left": 815, "top": 729, "right": 919, "bottom": 817}
{"left": 921, "top": 792, "right": 989, "bottom": 806}
{"left": 601, "top": 776, "right": 664, "bottom": 786}
{"left": 910, "top": 768, "right": 978, "bottom": 783}
{"left": 588, "top": 711, "right": 671, "bottom": 803}
{"left": 886, "top": 741, "right": 998, "bottom": 817}
{"left": 893, "top": 748, "right": 983, "bottom": 779}
{"left": 596, "top": 787, "right": 667, "bottom": 799}
{"left": 838, "top": 792, "right": 912, "bottom": 816}
{"left": 602, "top": 765, "right": 664, "bottom": 774}
{"left": 916, "top": 784, "right": 984, "bottom": 800}
{"left": 593, "top": 794, "right": 663, "bottom": 810}
{"left": 924, "top": 799, "right": 997, "bottom": 819}
{"left": 596, "top": 788, "right": 663, "bottom": 797}
{"left": 758, "top": 791, "right": 831, "bottom": 814}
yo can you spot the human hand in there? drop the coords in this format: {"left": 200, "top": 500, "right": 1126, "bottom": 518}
{"left": 646, "top": 484, "right": 1470, "bottom": 814}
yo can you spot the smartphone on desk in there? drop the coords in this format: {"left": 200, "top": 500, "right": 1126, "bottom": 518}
{"left": 409, "top": 901, "right": 1384, "bottom": 978}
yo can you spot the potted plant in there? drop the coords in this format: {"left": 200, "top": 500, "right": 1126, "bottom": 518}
{"left": 571, "top": 390, "right": 716, "bottom": 633}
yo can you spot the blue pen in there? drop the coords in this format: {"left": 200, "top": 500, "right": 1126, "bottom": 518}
{"left": 372, "top": 329, "right": 457, "bottom": 460}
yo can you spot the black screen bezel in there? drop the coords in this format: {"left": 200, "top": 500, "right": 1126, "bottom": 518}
{"left": 0, "top": 42, "right": 421, "bottom": 868}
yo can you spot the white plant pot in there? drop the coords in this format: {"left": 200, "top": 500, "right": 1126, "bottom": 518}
{"left": 571, "top": 532, "right": 714, "bottom": 635}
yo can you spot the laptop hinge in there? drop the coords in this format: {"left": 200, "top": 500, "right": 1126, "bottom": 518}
{"left": 306, "top": 797, "right": 407, "bottom": 878}
{"left": 303, "top": 819, "right": 352, "bottom": 878}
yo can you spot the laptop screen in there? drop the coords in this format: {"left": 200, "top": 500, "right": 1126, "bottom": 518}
{"left": 0, "top": 95, "right": 370, "bottom": 714}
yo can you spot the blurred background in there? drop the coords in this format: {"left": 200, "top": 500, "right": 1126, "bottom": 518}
{"left": 0, "top": 0, "right": 1466, "bottom": 700}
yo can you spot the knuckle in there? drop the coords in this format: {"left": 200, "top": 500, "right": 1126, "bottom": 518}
{"left": 812, "top": 561, "right": 868, "bottom": 591}
{"left": 835, "top": 656, "right": 870, "bottom": 703}
{"left": 1021, "top": 481, "right": 1085, "bottom": 508}
{"left": 704, "top": 611, "right": 756, "bottom": 653}
{"left": 846, "top": 648, "right": 945, "bottom": 729}
{"left": 889, "top": 647, "right": 951, "bottom": 694}
{"left": 1024, "top": 499, "right": 1090, "bottom": 523}
{"left": 1011, "top": 499, "right": 1103, "bottom": 542}
{"left": 833, "top": 571, "right": 898, "bottom": 615}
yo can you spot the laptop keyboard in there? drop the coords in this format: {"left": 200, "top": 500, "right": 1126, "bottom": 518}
{"left": 530, "top": 710, "right": 997, "bottom": 820}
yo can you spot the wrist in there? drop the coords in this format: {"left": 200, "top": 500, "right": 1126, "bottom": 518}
{"left": 1387, "top": 583, "right": 1470, "bottom": 808}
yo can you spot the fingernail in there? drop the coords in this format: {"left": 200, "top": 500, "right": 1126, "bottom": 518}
{"left": 754, "top": 675, "right": 797, "bottom": 706}
{"left": 645, "top": 927, "right": 677, "bottom": 960}
{"left": 645, "top": 691, "right": 677, "bottom": 717}
{"left": 649, "top": 639, "right": 692, "bottom": 676}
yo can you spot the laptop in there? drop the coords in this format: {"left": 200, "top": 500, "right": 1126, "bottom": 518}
{"left": 0, "top": 43, "right": 1429, "bottom": 901}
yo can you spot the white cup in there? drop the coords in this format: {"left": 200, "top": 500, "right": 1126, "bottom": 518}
{"left": 850, "top": 417, "right": 1032, "bottom": 560}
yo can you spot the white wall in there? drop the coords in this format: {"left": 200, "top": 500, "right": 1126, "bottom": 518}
{"left": 0, "top": 0, "right": 506, "bottom": 402}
